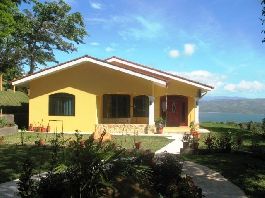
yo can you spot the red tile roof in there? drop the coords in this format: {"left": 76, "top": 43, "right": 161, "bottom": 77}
{"left": 106, "top": 56, "right": 214, "bottom": 89}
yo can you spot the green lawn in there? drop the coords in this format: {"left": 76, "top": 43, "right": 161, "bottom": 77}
{"left": 0, "top": 132, "right": 171, "bottom": 183}
{"left": 182, "top": 122, "right": 265, "bottom": 198}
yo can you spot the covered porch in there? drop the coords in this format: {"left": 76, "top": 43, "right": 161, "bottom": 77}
{"left": 95, "top": 93, "right": 197, "bottom": 134}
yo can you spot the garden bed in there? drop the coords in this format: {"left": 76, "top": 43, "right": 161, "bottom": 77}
{"left": 0, "top": 133, "right": 172, "bottom": 183}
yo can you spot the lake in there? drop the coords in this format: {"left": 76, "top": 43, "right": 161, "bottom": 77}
{"left": 200, "top": 112, "right": 265, "bottom": 123}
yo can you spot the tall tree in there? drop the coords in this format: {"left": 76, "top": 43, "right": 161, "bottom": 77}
{"left": 20, "top": 0, "right": 87, "bottom": 74}
{"left": 0, "top": 0, "right": 87, "bottom": 75}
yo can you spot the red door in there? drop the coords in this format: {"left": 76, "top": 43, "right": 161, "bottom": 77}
{"left": 160, "top": 96, "right": 188, "bottom": 126}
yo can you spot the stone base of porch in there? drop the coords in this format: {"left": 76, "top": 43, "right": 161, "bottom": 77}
{"left": 95, "top": 124, "right": 156, "bottom": 135}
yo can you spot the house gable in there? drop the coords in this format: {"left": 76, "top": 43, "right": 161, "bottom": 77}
{"left": 12, "top": 56, "right": 167, "bottom": 87}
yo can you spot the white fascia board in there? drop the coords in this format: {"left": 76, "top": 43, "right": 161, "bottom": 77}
{"left": 106, "top": 57, "right": 213, "bottom": 91}
{"left": 12, "top": 57, "right": 167, "bottom": 87}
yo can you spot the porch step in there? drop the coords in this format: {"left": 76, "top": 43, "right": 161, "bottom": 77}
{"left": 163, "top": 127, "right": 190, "bottom": 133}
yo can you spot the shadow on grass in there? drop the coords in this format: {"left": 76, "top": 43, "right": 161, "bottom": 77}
{"left": 0, "top": 145, "right": 53, "bottom": 183}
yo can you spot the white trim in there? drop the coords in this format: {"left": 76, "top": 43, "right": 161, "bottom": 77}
{"left": 12, "top": 57, "right": 167, "bottom": 86}
{"left": 106, "top": 57, "right": 213, "bottom": 91}
{"left": 194, "top": 97, "right": 199, "bottom": 123}
{"left": 148, "top": 96, "right": 155, "bottom": 125}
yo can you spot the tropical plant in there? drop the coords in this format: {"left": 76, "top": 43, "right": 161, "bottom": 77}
{"left": 203, "top": 133, "right": 216, "bottom": 151}
{"left": 17, "top": 158, "right": 37, "bottom": 198}
{"left": 155, "top": 117, "right": 165, "bottom": 127}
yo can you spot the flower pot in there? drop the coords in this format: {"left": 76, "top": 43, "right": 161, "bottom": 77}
{"left": 41, "top": 127, "right": 46, "bottom": 132}
{"left": 193, "top": 142, "right": 199, "bottom": 150}
{"left": 46, "top": 125, "right": 50, "bottom": 132}
{"left": 39, "top": 139, "right": 45, "bottom": 146}
{"left": 28, "top": 124, "right": 33, "bottom": 131}
{"left": 135, "top": 142, "right": 142, "bottom": 149}
{"left": 156, "top": 127, "right": 163, "bottom": 134}
{"left": 80, "top": 140, "right": 85, "bottom": 148}
{"left": 183, "top": 142, "right": 189, "bottom": 149}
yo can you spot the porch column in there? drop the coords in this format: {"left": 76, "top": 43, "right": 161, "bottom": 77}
{"left": 194, "top": 97, "right": 199, "bottom": 123}
{"left": 148, "top": 96, "right": 155, "bottom": 125}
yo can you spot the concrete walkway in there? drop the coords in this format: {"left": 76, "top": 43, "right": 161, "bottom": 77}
{"left": 155, "top": 133, "right": 184, "bottom": 154}
{"left": 183, "top": 161, "right": 247, "bottom": 198}
{"left": 0, "top": 180, "right": 19, "bottom": 198}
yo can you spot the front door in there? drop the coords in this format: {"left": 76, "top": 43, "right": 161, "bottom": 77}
{"left": 160, "top": 96, "right": 188, "bottom": 126}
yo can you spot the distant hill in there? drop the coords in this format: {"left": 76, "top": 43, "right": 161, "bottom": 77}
{"left": 201, "top": 96, "right": 246, "bottom": 101}
{"left": 200, "top": 98, "right": 265, "bottom": 115}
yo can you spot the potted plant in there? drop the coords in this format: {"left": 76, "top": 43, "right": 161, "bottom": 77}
{"left": 134, "top": 141, "right": 142, "bottom": 149}
{"left": 181, "top": 133, "right": 191, "bottom": 149}
{"left": 190, "top": 122, "right": 200, "bottom": 137}
{"left": 155, "top": 117, "right": 165, "bottom": 134}
{"left": 28, "top": 124, "right": 33, "bottom": 131}
{"left": 192, "top": 137, "right": 199, "bottom": 150}
{"left": 46, "top": 125, "right": 50, "bottom": 132}
{"left": 35, "top": 139, "right": 45, "bottom": 146}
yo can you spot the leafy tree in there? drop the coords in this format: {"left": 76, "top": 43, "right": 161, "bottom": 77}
{"left": 0, "top": 0, "right": 86, "bottom": 77}
{"left": 0, "top": 0, "right": 17, "bottom": 38}
{"left": 18, "top": 0, "right": 87, "bottom": 74}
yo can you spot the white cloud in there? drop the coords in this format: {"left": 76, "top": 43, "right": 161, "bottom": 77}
{"left": 184, "top": 43, "right": 196, "bottom": 55}
{"left": 224, "top": 80, "right": 265, "bottom": 92}
{"left": 90, "top": 42, "right": 99, "bottom": 46}
{"left": 171, "top": 70, "right": 226, "bottom": 88}
{"left": 105, "top": 47, "right": 115, "bottom": 52}
{"left": 90, "top": 2, "right": 102, "bottom": 9}
{"left": 168, "top": 49, "right": 180, "bottom": 58}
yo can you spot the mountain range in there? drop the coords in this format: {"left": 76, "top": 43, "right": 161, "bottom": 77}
{"left": 199, "top": 96, "right": 265, "bottom": 115}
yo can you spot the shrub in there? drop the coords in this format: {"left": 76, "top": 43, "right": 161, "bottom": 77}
{"left": 215, "top": 132, "right": 232, "bottom": 153}
{"left": 152, "top": 153, "right": 202, "bottom": 197}
{"left": 18, "top": 133, "right": 203, "bottom": 198}
{"left": 203, "top": 134, "right": 215, "bottom": 151}
{"left": 152, "top": 153, "right": 183, "bottom": 196}
{"left": 232, "top": 134, "right": 243, "bottom": 150}
{"left": 17, "top": 159, "right": 37, "bottom": 198}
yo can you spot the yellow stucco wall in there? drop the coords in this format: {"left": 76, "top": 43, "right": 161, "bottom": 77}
{"left": 29, "top": 62, "right": 199, "bottom": 132}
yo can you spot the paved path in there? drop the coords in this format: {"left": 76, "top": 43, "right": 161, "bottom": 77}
{"left": 183, "top": 161, "right": 247, "bottom": 198}
{"left": 155, "top": 134, "right": 184, "bottom": 154}
{"left": 0, "top": 180, "right": 19, "bottom": 198}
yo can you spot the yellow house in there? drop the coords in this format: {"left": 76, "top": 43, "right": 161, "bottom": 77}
{"left": 12, "top": 55, "right": 213, "bottom": 133}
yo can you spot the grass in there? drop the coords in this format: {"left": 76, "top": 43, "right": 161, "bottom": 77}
{"left": 0, "top": 132, "right": 171, "bottom": 183}
{"left": 182, "top": 122, "right": 265, "bottom": 198}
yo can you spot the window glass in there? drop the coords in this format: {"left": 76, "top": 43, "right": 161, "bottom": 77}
{"left": 103, "top": 94, "right": 130, "bottom": 118}
{"left": 133, "top": 95, "right": 149, "bottom": 117}
{"left": 49, "top": 93, "right": 75, "bottom": 116}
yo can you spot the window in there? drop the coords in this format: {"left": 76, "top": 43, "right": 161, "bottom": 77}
{"left": 49, "top": 93, "right": 75, "bottom": 116}
{"left": 133, "top": 95, "right": 149, "bottom": 117}
{"left": 103, "top": 94, "right": 130, "bottom": 118}
{"left": 181, "top": 101, "right": 186, "bottom": 122}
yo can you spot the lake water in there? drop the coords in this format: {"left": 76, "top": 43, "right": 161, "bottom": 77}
{"left": 200, "top": 112, "right": 265, "bottom": 123}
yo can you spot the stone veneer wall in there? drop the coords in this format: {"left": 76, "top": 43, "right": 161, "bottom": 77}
{"left": 95, "top": 124, "right": 156, "bottom": 134}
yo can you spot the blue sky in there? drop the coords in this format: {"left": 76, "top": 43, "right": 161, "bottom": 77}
{"left": 47, "top": 0, "right": 265, "bottom": 98}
